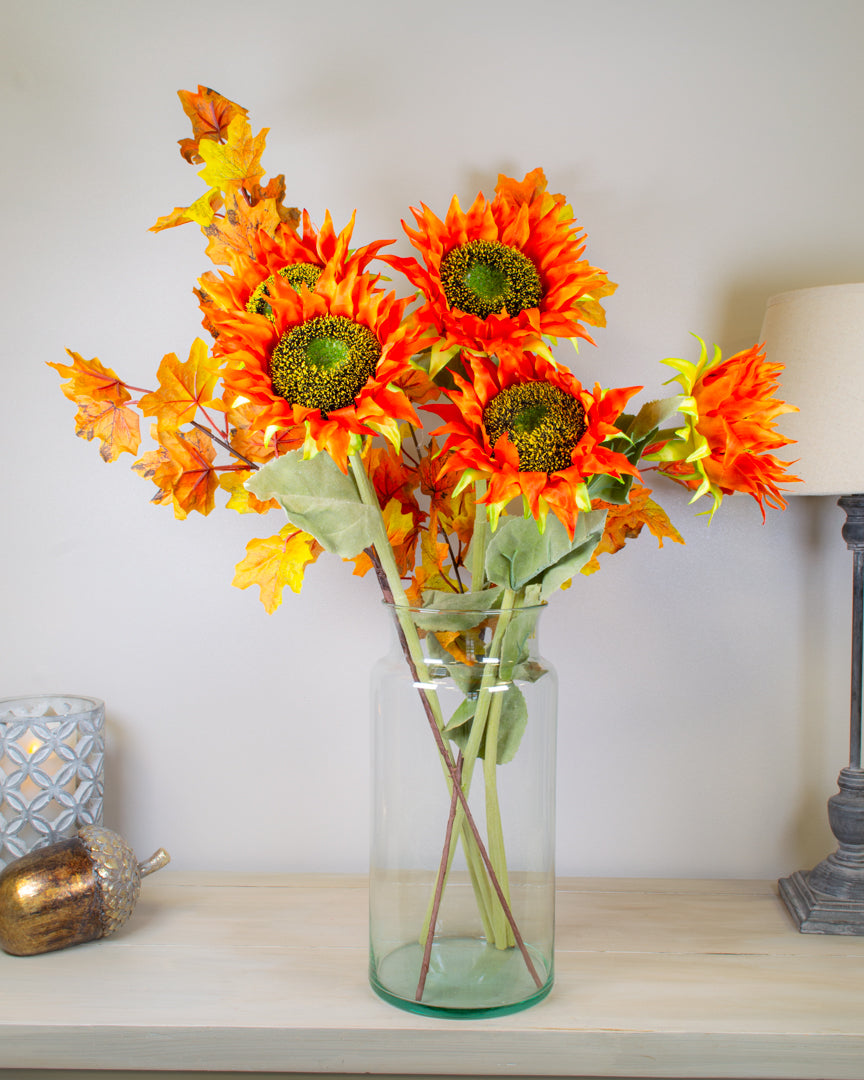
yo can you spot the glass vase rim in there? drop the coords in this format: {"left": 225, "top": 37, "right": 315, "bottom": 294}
{"left": 382, "top": 598, "right": 549, "bottom": 617}
{"left": 0, "top": 694, "right": 105, "bottom": 721}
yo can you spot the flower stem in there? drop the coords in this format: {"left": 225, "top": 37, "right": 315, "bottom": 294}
{"left": 471, "top": 479, "right": 488, "bottom": 590}
{"left": 351, "top": 455, "right": 541, "bottom": 988}
{"left": 484, "top": 687, "right": 515, "bottom": 949}
{"left": 418, "top": 589, "right": 519, "bottom": 953}
{"left": 416, "top": 754, "right": 463, "bottom": 1002}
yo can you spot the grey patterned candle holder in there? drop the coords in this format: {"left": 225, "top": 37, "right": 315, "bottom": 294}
{"left": 0, "top": 696, "right": 105, "bottom": 870}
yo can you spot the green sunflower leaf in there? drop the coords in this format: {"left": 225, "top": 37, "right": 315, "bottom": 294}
{"left": 624, "top": 395, "right": 685, "bottom": 443}
{"left": 485, "top": 511, "right": 606, "bottom": 596}
{"left": 246, "top": 450, "right": 377, "bottom": 559}
{"left": 446, "top": 685, "right": 527, "bottom": 764}
{"left": 411, "top": 586, "right": 506, "bottom": 631}
{"left": 442, "top": 696, "right": 477, "bottom": 734}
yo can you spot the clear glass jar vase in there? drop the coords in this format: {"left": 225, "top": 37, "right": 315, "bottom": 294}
{"left": 369, "top": 598, "right": 556, "bottom": 1018}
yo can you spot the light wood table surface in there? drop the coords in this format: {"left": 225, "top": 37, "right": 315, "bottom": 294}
{"left": 0, "top": 874, "right": 862, "bottom": 1079}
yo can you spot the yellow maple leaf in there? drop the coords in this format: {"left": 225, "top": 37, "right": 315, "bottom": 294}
{"left": 137, "top": 339, "right": 223, "bottom": 434}
{"left": 232, "top": 525, "right": 322, "bottom": 613}
{"left": 197, "top": 114, "right": 268, "bottom": 192}
{"left": 218, "top": 470, "right": 277, "bottom": 514}
{"left": 151, "top": 190, "right": 223, "bottom": 233}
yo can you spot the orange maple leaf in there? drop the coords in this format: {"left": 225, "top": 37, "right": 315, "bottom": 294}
{"left": 232, "top": 525, "right": 322, "bottom": 613}
{"left": 132, "top": 426, "right": 221, "bottom": 519}
{"left": 137, "top": 339, "right": 223, "bottom": 434}
{"left": 201, "top": 189, "right": 288, "bottom": 267}
{"left": 49, "top": 350, "right": 141, "bottom": 460}
{"left": 364, "top": 443, "right": 421, "bottom": 515}
{"left": 176, "top": 86, "right": 248, "bottom": 165}
{"left": 391, "top": 364, "right": 441, "bottom": 405}
{"left": 347, "top": 497, "right": 419, "bottom": 579}
{"left": 407, "top": 529, "right": 461, "bottom": 600}
{"left": 226, "top": 402, "right": 304, "bottom": 464}
{"left": 49, "top": 350, "right": 131, "bottom": 406}
{"left": 583, "top": 484, "right": 685, "bottom": 574}
{"left": 246, "top": 174, "right": 301, "bottom": 227}
{"left": 72, "top": 398, "right": 141, "bottom": 462}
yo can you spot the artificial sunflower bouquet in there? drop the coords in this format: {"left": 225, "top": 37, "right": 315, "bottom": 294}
{"left": 51, "top": 87, "right": 798, "bottom": 1015}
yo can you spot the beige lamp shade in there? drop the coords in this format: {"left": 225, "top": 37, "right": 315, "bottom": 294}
{"left": 761, "top": 283, "right": 864, "bottom": 495}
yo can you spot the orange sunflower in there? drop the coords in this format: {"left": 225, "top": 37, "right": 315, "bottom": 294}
{"left": 217, "top": 265, "right": 422, "bottom": 470}
{"left": 648, "top": 338, "right": 800, "bottom": 518}
{"left": 198, "top": 209, "right": 392, "bottom": 345}
{"left": 387, "top": 168, "right": 617, "bottom": 366}
{"left": 429, "top": 350, "right": 641, "bottom": 537}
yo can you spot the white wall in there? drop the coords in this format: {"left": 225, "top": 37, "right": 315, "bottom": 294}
{"left": 2, "top": 0, "right": 863, "bottom": 878}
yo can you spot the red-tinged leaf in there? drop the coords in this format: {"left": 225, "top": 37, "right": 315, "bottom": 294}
{"left": 232, "top": 525, "right": 322, "bottom": 612}
{"left": 227, "top": 402, "right": 303, "bottom": 464}
{"left": 176, "top": 86, "right": 248, "bottom": 164}
{"left": 137, "top": 339, "right": 223, "bottom": 433}
{"left": 132, "top": 426, "right": 219, "bottom": 519}
{"left": 73, "top": 398, "right": 141, "bottom": 462}
{"left": 49, "top": 350, "right": 131, "bottom": 407}
{"left": 364, "top": 443, "right": 421, "bottom": 514}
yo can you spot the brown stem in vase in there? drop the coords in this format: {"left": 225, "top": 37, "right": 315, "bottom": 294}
{"left": 416, "top": 754, "right": 463, "bottom": 1002}
{"left": 365, "top": 549, "right": 543, "bottom": 989}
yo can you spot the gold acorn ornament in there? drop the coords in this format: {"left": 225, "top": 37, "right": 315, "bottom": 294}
{"left": 0, "top": 825, "right": 169, "bottom": 955}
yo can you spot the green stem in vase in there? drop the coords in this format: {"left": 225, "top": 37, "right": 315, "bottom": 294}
{"left": 484, "top": 686, "right": 515, "bottom": 949}
{"left": 349, "top": 454, "right": 523, "bottom": 961}
{"left": 418, "top": 589, "right": 519, "bottom": 954}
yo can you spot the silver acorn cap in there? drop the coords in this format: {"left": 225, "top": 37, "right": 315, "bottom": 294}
{"left": 78, "top": 825, "right": 170, "bottom": 937}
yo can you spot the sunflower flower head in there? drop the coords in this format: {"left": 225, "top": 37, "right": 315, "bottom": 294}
{"left": 198, "top": 209, "right": 393, "bottom": 343}
{"left": 647, "top": 337, "right": 800, "bottom": 519}
{"left": 218, "top": 265, "right": 422, "bottom": 470}
{"left": 386, "top": 169, "right": 617, "bottom": 368}
{"left": 429, "top": 350, "right": 641, "bottom": 537}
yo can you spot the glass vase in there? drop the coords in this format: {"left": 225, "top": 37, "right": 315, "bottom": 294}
{"left": 369, "top": 599, "right": 556, "bottom": 1018}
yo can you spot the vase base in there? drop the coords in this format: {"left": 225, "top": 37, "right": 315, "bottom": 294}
{"left": 370, "top": 937, "right": 553, "bottom": 1018}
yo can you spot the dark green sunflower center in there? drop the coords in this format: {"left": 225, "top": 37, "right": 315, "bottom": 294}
{"left": 483, "top": 381, "right": 587, "bottom": 473}
{"left": 270, "top": 315, "right": 380, "bottom": 415}
{"left": 246, "top": 262, "right": 323, "bottom": 319}
{"left": 439, "top": 240, "right": 542, "bottom": 319}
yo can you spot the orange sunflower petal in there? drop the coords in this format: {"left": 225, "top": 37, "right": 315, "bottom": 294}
{"left": 214, "top": 266, "right": 422, "bottom": 471}
{"left": 429, "top": 350, "right": 640, "bottom": 538}
{"left": 387, "top": 169, "right": 616, "bottom": 361}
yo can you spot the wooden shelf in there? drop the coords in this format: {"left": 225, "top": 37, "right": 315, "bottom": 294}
{"left": 1, "top": 874, "right": 863, "bottom": 1079}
